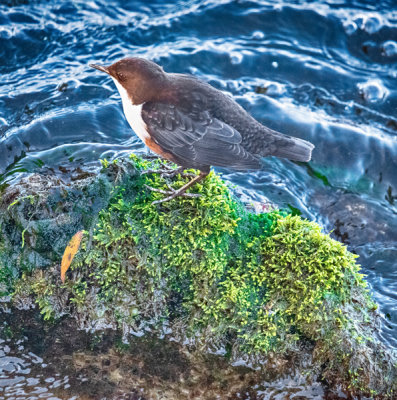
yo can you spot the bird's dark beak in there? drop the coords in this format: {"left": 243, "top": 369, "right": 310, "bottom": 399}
{"left": 89, "top": 64, "right": 109, "bottom": 74}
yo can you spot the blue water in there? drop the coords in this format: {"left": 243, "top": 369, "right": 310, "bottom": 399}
{"left": 0, "top": 0, "right": 396, "bottom": 397}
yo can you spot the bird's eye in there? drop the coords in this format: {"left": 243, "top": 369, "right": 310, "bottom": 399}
{"left": 117, "top": 72, "right": 125, "bottom": 81}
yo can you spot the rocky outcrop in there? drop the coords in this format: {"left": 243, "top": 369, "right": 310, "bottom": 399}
{"left": 0, "top": 155, "right": 396, "bottom": 398}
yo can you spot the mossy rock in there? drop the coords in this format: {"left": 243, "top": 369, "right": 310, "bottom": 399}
{"left": 1, "top": 154, "right": 396, "bottom": 398}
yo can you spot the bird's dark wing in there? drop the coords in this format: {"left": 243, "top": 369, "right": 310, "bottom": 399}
{"left": 141, "top": 101, "right": 261, "bottom": 170}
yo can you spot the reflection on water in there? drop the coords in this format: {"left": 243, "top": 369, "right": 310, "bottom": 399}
{"left": 0, "top": 0, "right": 396, "bottom": 397}
{"left": 1, "top": 311, "right": 328, "bottom": 399}
{"left": 0, "top": 336, "right": 73, "bottom": 400}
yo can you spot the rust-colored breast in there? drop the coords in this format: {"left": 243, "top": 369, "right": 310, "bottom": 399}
{"left": 144, "top": 136, "right": 177, "bottom": 163}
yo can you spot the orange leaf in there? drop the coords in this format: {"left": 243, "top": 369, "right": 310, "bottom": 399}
{"left": 61, "top": 231, "right": 84, "bottom": 283}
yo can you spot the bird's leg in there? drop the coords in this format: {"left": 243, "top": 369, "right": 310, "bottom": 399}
{"left": 145, "top": 171, "right": 209, "bottom": 204}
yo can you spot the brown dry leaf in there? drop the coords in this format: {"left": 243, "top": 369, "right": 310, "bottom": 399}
{"left": 60, "top": 231, "right": 84, "bottom": 283}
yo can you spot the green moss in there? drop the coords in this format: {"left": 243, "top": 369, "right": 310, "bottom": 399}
{"left": 0, "top": 262, "right": 15, "bottom": 297}
{"left": 13, "top": 270, "right": 58, "bottom": 321}
{"left": 59, "top": 156, "right": 287, "bottom": 344}
{"left": 4, "top": 155, "right": 395, "bottom": 396}
{"left": 259, "top": 215, "right": 367, "bottom": 336}
{"left": 0, "top": 229, "right": 18, "bottom": 296}
{"left": 64, "top": 157, "right": 369, "bottom": 354}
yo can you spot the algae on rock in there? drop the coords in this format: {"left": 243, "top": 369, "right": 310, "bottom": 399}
{"left": 1, "top": 154, "right": 396, "bottom": 398}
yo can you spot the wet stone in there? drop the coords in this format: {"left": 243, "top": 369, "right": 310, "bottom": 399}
{"left": 0, "top": 156, "right": 396, "bottom": 399}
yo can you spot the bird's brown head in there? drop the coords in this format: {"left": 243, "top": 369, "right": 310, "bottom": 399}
{"left": 90, "top": 57, "right": 167, "bottom": 104}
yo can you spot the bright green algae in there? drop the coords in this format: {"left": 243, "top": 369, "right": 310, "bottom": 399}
{"left": 1, "top": 155, "right": 396, "bottom": 397}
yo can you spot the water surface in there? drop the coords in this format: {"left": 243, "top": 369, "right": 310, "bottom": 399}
{"left": 0, "top": 0, "right": 396, "bottom": 398}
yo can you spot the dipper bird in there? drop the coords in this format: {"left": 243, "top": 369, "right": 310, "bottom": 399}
{"left": 90, "top": 58, "right": 314, "bottom": 203}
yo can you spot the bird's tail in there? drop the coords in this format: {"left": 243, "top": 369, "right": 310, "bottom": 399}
{"left": 271, "top": 134, "right": 315, "bottom": 162}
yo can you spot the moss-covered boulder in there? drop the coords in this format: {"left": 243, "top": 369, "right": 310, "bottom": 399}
{"left": 0, "top": 155, "right": 396, "bottom": 398}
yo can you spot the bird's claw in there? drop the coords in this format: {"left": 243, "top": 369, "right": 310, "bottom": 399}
{"left": 141, "top": 165, "right": 195, "bottom": 179}
{"left": 141, "top": 163, "right": 208, "bottom": 204}
{"left": 144, "top": 184, "right": 201, "bottom": 204}
{"left": 140, "top": 163, "right": 174, "bottom": 174}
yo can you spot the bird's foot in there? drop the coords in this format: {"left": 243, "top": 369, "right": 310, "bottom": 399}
{"left": 140, "top": 162, "right": 175, "bottom": 175}
{"left": 145, "top": 171, "right": 208, "bottom": 204}
{"left": 144, "top": 183, "right": 201, "bottom": 204}
{"left": 141, "top": 164, "right": 196, "bottom": 179}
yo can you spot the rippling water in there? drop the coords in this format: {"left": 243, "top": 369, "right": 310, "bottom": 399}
{"left": 1, "top": 0, "right": 396, "bottom": 397}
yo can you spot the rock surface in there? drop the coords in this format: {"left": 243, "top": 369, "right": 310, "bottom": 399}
{"left": 0, "top": 155, "right": 396, "bottom": 398}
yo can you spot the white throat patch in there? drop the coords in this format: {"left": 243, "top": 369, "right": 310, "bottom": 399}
{"left": 111, "top": 77, "right": 149, "bottom": 142}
